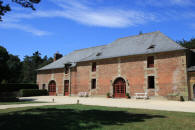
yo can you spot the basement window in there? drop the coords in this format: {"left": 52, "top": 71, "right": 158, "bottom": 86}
{"left": 147, "top": 56, "right": 154, "bottom": 68}
{"left": 148, "top": 76, "right": 155, "bottom": 89}
{"left": 92, "top": 62, "right": 96, "bottom": 72}
{"left": 91, "top": 79, "right": 96, "bottom": 89}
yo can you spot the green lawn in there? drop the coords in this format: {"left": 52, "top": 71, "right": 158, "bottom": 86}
{"left": 0, "top": 104, "right": 195, "bottom": 130}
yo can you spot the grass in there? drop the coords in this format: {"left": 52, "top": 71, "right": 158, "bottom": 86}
{"left": 0, "top": 104, "right": 195, "bottom": 130}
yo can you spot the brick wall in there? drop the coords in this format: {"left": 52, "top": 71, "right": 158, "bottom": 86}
{"left": 37, "top": 50, "right": 189, "bottom": 99}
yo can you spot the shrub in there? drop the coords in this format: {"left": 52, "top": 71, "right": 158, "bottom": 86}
{"left": 106, "top": 92, "right": 110, "bottom": 97}
{"left": 0, "top": 83, "right": 38, "bottom": 92}
{"left": 20, "top": 89, "right": 48, "bottom": 97}
{"left": 0, "top": 91, "right": 19, "bottom": 102}
{"left": 125, "top": 93, "right": 130, "bottom": 98}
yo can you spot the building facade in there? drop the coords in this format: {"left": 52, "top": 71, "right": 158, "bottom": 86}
{"left": 37, "top": 31, "right": 195, "bottom": 100}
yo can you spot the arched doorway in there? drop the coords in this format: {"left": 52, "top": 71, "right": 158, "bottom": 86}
{"left": 113, "top": 78, "right": 126, "bottom": 98}
{"left": 48, "top": 80, "right": 56, "bottom": 96}
{"left": 193, "top": 84, "right": 195, "bottom": 98}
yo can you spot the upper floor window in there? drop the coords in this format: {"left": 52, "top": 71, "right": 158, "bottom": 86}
{"left": 147, "top": 56, "right": 154, "bottom": 68}
{"left": 92, "top": 62, "right": 96, "bottom": 72}
{"left": 65, "top": 64, "right": 71, "bottom": 74}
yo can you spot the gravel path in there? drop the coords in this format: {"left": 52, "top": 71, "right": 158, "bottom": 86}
{"left": 0, "top": 96, "right": 195, "bottom": 113}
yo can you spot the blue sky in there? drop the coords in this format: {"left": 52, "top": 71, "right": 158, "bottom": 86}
{"left": 0, "top": 0, "right": 195, "bottom": 60}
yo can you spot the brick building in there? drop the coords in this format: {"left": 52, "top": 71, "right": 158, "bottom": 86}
{"left": 37, "top": 31, "right": 195, "bottom": 100}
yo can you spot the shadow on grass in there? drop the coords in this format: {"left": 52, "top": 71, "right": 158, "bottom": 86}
{"left": 0, "top": 106, "right": 166, "bottom": 130}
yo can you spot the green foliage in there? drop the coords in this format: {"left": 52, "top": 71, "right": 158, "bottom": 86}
{"left": 0, "top": 46, "right": 9, "bottom": 83}
{"left": 0, "top": 45, "right": 53, "bottom": 83}
{"left": 21, "top": 51, "right": 53, "bottom": 83}
{"left": 7, "top": 54, "right": 22, "bottom": 83}
{"left": 0, "top": 0, "right": 41, "bottom": 21}
{"left": 19, "top": 89, "right": 48, "bottom": 97}
{"left": 0, "top": 1, "right": 11, "bottom": 21}
{"left": 0, "top": 83, "right": 38, "bottom": 92}
{"left": 177, "top": 38, "right": 195, "bottom": 49}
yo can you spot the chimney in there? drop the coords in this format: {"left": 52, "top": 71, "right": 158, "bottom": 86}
{"left": 54, "top": 52, "right": 62, "bottom": 61}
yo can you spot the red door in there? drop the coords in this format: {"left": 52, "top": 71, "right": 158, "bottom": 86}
{"left": 48, "top": 81, "right": 56, "bottom": 96}
{"left": 64, "top": 80, "right": 69, "bottom": 96}
{"left": 114, "top": 78, "right": 126, "bottom": 98}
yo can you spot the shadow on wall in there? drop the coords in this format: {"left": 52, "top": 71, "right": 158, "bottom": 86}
{"left": 0, "top": 105, "right": 166, "bottom": 130}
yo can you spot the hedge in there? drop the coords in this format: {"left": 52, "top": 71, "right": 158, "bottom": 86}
{"left": 0, "top": 84, "right": 38, "bottom": 92}
{"left": 20, "top": 89, "right": 48, "bottom": 97}
{"left": 0, "top": 91, "right": 19, "bottom": 102}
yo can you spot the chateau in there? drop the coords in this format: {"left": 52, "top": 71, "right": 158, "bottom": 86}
{"left": 37, "top": 31, "right": 195, "bottom": 100}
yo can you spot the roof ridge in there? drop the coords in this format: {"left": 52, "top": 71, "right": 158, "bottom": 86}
{"left": 114, "top": 31, "right": 161, "bottom": 42}
{"left": 74, "top": 44, "right": 106, "bottom": 52}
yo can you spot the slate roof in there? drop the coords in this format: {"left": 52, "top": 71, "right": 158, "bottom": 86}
{"left": 38, "top": 31, "right": 185, "bottom": 70}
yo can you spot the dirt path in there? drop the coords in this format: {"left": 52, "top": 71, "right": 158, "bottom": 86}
{"left": 0, "top": 96, "right": 195, "bottom": 113}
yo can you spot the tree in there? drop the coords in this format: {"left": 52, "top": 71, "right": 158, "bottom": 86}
{"left": 0, "top": 46, "right": 9, "bottom": 83}
{"left": 7, "top": 54, "right": 22, "bottom": 83}
{"left": 0, "top": 0, "right": 41, "bottom": 21}
{"left": 177, "top": 38, "right": 195, "bottom": 49}
{"left": 0, "top": 45, "right": 53, "bottom": 84}
{"left": 21, "top": 51, "right": 53, "bottom": 83}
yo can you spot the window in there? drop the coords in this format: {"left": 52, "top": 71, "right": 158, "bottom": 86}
{"left": 92, "top": 62, "right": 96, "bottom": 72}
{"left": 147, "top": 56, "right": 154, "bottom": 68}
{"left": 42, "top": 84, "right": 46, "bottom": 90}
{"left": 65, "top": 64, "right": 70, "bottom": 74}
{"left": 91, "top": 79, "right": 96, "bottom": 89}
{"left": 148, "top": 76, "right": 155, "bottom": 89}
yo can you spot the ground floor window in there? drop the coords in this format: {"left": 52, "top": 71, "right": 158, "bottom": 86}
{"left": 193, "top": 84, "right": 195, "bottom": 98}
{"left": 91, "top": 79, "right": 96, "bottom": 89}
{"left": 148, "top": 76, "right": 155, "bottom": 89}
{"left": 42, "top": 84, "right": 46, "bottom": 90}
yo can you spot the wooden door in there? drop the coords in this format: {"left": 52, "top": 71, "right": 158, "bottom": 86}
{"left": 48, "top": 81, "right": 56, "bottom": 96}
{"left": 114, "top": 78, "right": 126, "bottom": 98}
{"left": 64, "top": 80, "right": 69, "bottom": 96}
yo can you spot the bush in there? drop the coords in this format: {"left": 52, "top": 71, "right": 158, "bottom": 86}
{"left": 0, "top": 91, "right": 19, "bottom": 102}
{"left": 0, "top": 97, "right": 19, "bottom": 102}
{"left": 20, "top": 89, "right": 48, "bottom": 97}
{"left": 0, "top": 83, "right": 38, "bottom": 92}
{"left": 125, "top": 93, "right": 130, "bottom": 98}
{"left": 106, "top": 92, "right": 110, "bottom": 98}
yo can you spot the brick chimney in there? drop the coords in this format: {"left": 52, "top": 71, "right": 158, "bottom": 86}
{"left": 54, "top": 52, "right": 62, "bottom": 61}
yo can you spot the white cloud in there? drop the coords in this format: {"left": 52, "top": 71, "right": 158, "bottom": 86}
{"left": 0, "top": 0, "right": 158, "bottom": 33}
{"left": 170, "top": 0, "right": 195, "bottom": 6}
{"left": 136, "top": 0, "right": 195, "bottom": 7}
{"left": 1, "top": 0, "right": 194, "bottom": 35}
{"left": 25, "top": 0, "right": 156, "bottom": 28}
{"left": 0, "top": 22, "right": 51, "bottom": 36}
